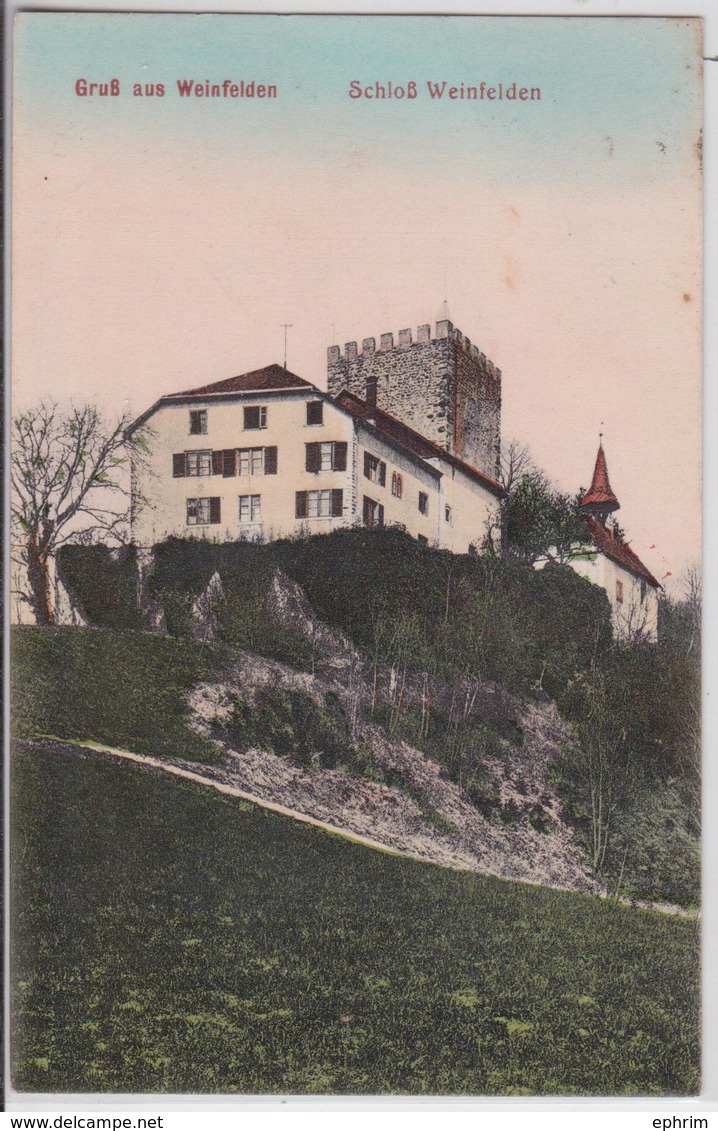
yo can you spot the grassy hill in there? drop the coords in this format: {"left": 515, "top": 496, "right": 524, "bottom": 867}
{"left": 11, "top": 625, "right": 220, "bottom": 764}
{"left": 11, "top": 739, "right": 699, "bottom": 1096}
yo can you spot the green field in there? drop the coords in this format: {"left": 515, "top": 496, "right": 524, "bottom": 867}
{"left": 11, "top": 740, "right": 699, "bottom": 1096}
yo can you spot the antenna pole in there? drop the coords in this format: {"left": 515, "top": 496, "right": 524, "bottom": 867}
{"left": 281, "top": 323, "right": 293, "bottom": 369}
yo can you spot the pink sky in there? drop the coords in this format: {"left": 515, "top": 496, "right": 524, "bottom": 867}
{"left": 12, "top": 15, "right": 702, "bottom": 589}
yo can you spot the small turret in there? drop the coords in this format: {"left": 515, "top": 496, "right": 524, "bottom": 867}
{"left": 580, "top": 440, "right": 620, "bottom": 527}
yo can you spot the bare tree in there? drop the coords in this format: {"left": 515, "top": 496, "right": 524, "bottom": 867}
{"left": 479, "top": 439, "right": 535, "bottom": 554}
{"left": 10, "top": 402, "right": 151, "bottom": 625}
{"left": 499, "top": 438, "right": 535, "bottom": 495}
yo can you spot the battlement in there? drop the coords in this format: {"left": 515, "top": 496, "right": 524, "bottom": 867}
{"left": 328, "top": 321, "right": 501, "bottom": 381}
{"left": 327, "top": 315, "right": 501, "bottom": 478}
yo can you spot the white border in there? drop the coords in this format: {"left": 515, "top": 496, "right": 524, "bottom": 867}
{"left": 3, "top": 0, "right": 715, "bottom": 1117}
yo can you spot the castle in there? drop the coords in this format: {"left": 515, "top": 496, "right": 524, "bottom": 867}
{"left": 130, "top": 316, "right": 659, "bottom": 639}
{"left": 131, "top": 320, "right": 505, "bottom": 559}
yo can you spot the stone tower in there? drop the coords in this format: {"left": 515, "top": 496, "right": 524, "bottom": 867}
{"left": 327, "top": 320, "right": 501, "bottom": 479}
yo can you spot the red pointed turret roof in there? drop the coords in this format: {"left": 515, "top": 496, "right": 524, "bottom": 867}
{"left": 580, "top": 443, "right": 620, "bottom": 511}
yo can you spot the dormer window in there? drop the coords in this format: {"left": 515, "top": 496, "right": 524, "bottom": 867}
{"left": 189, "top": 409, "right": 207, "bottom": 435}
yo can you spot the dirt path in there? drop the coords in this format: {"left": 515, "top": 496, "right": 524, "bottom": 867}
{"left": 76, "top": 738, "right": 427, "bottom": 865}
{"left": 33, "top": 735, "right": 698, "bottom": 919}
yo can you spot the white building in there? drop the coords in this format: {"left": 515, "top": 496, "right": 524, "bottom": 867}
{"left": 567, "top": 442, "right": 661, "bottom": 641}
{"left": 130, "top": 363, "right": 504, "bottom": 554}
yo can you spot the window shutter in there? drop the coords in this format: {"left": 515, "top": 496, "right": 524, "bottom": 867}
{"left": 222, "top": 449, "right": 236, "bottom": 477}
{"left": 209, "top": 497, "right": 221, "bottom": 524}
{"left": 264, "top": 446, "right": 278, "bottom": 475}
{"left": 212, "top": 450, "right": 224, "bottom": 476}
{"left": 331, "top": 489, "right": 343, "bottom": 517}
{"left": 306, "top": 443, "right": 321, "bottom": 473}
{"left": 333, "top": 442, "right": 347, "bottom": 471}
{"left": 379, "top": 461, "right": 386, "bottom": 487}
{"left": 295, "top": 491, "right": 308, "bottom": 519}
{"left": 378, "top": 503, "right": 385, "bottom": 527}
{"left": 173, "top": 453, "right": 186, "bottom": 477}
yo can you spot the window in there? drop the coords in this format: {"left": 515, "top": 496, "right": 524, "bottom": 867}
{"left": 187, "top": 497, "right": 220, "bottom": 525}
{"left": 445, "top": 505, "right": 452, "bottom": 525}
{"left": 295, "top": 489, "right": 343, "bottom": 519}
{"left": 391, "top": 472, "right": 403, "bottom": 498}
{"left": 238, "top": 447, "right": 264, "bottom": 476}
{"left": 310, "top": 490, "right": 332, "bottom": 518}
{"left": 616, "top": 579, "right": 624, "bottom": 604}
{"left": 171, "top": 450, "right": 244, "bottom": 477}
{"left": 174, "top": 450, "right": 224, "bottom": 477}
{"left": 238, "top": 494, "right": 262, "bottom": 524}
{"left": 320, "top": 442, "right": 336, "bottom": 471}
{"left": 363, "top": 496, "right": 384, "bottom": 528}
{"left": 364, "top": 452, "right": 386, "bottom": 486}
{"left": 418, "top": 492, "right": 429, "bottom": 516}
{"left": 244, "top": 405, "right": 267, "bottom": 430}
{"left": 468, "top": 543, "right": 478, "bottom": 558}
{"left": 305, "top": 441, "right": 347, "bottom": 473}
{"left": 236, "top": 446, "right": 278, "bottom": 476}
{"left": 640, "top": 580, "right": 647, "bottom": 604}
{"left": 186, "top": 450, "right": 212, "bottom": 477}
{"left": 306, "top": 401, "right": 324, "bottom": 426}
{"left": 417, "top": 534, "right": 429, "bottom": 546}
{"left": 189, "top": 410, "right": 207, "bottom": 435}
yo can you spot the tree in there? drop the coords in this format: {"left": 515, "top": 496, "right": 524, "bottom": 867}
{"left": 11, "top": 402, "right": 150, "bottom": 625}
{"left": 499, "top": 438, "right": 534, "bottom": 496}
{"left": 496, "top": 441, "right": 585, "bottom": 565}
{"left": 560, "top": 663, "right": 638, "bottom": 876}
{"left": 498, "top": 439, "right": 627, "bottom": 567}
{"left": 505, "top": 471, "right": 587, "bottom": 566}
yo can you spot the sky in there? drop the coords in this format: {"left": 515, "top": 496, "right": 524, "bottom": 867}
{"left": 12, "top": 13, "right": 702, "bottom": 587}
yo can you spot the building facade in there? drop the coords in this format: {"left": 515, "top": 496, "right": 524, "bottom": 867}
{"left": 567, "top": 443, "right": 661, "bottom": 641}
{"left": 130, "top": 362, "right": 504, "bottom": 554}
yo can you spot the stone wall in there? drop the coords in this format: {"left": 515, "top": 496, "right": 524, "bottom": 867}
{"left": 327, "top": 320, "right": 501, "bottom": 479}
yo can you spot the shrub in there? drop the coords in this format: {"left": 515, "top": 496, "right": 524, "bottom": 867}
{"left": 57, "top": 544, "right": 146, "bottom": 630}
{"left": 219, "top": 689, "right": 355, "bottom": 770}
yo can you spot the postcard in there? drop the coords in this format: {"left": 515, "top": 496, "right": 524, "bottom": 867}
{"left": 9, "top": 12, "right": 702, "bottom": 1100}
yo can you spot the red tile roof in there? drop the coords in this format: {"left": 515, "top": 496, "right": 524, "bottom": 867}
{"left": 334, "top": 390, "right": 505, "bottom": 498}
{"left": 583, "top": 516, "right": 660, "bottom": 588}
{"left": 172, "top": 363, "right": 313, "bottom": 397}
{"left": 581, "top": 444, "right": 620, "bottom": 511}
